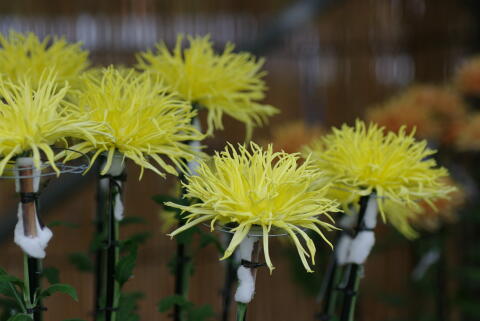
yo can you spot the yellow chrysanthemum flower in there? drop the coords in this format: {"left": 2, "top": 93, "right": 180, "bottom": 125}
{"left": 166, "top": 142, "right": 340, "bottom": 272}
{"left": 0, "top": 73, "right": 99, "bottom": 175}
{"left": 0, "top": 31, "right": 89, "bottom": 89}
{"left": 305, "top": 120, "right": 454, "bottom": 235}
{"left": 136, "top": 35, "right": 279, "bottom": 139}
{"left": 68, "top": 66, "right": 204, "bottom": 178}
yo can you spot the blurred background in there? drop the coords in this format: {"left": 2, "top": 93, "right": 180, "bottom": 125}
{"left": 0, "top": 0, "right": 479, "bottom": 320}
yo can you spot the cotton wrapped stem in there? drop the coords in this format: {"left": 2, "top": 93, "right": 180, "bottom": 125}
{"left": 235, "top": 236, "right": 262, "bottom": 321}
{"left": 339, "top": 193, "right": 378, "bottom": 321}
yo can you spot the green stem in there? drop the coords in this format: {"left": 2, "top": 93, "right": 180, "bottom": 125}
{"left": 236, "top": 302, "right": 247, "bottom": 321}
{"left": 23, "top": 254, "right": 33, "bottom": 319}
{"left": 111, "top": 219, "right": 120, "bottom": 321}
{"left": 105, "top": 178, "right": 121, "bottom": 321}
{"left": 94, "top": 170, "right": 108, "bottom": 321}
{"left": 341, "top": 265, "right": 362, "bottom": 321}
{"left": 8, "top": 282, "right": 26, "bottom": 313}
{"left": 325, "top": 262, "right": 342, "bottom": 317}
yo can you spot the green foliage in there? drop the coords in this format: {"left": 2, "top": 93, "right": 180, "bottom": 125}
{"left": 116, "top": 292, "right": 143, "bottom": 321}
{"left": 0, "top": 268, "right": 25, "bottom": 315}
{"left": 41, "top": 267, "right": 60, "bottom": 285}
{"left": 5, "top": 314, "right": 32, "bottom": 321}
{"left": 115, "top": 245, "right": 138, "bottom": 287}
{"left": 157, "top": 295, "right": 214, "bottom": 321}
{"left": 0, "top": 298, "right": 20, "bottom": 321}
{"left": 154, "top": 193, "right": 220, "bottom": 321}
{"left": 68, "top": 253, "right": 94, "bottom": 272}
{"left": 40, "top": 284, "right": 78, "bottom": 301}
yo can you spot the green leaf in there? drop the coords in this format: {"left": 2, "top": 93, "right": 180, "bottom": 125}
{"left": 42, "top": 267, "right": 60, "bottom": 285}
{"left": 188, "top": 305, "right": 215, "bottom": 321}
{"left": 0, "top": 282, "right": 21, "bottom": 301}
{"left": 0, "top": 297, "right": 21, "bottom": 321}
{"left": 6, "top": 314, "right": 32, "bottom": 321}
{"left": 68, "top": 253, "right": 94, "bottom": 272}
{"left": 40, "top": 284, "right": 78, "bottom": 301}
{"left": 116, "top": 292, "right": 143, "bottom": 321}
{"left": 157, "top": 295, "right": 191, "bottom": 313}
{"left": 115, "top": 246, "right": 138, "bottom": 286}
{"left": 47, "top": 221, "right": 79, "bottom": 229}
{"left": 0, "top": 275, "right": 23, "bottom": 287}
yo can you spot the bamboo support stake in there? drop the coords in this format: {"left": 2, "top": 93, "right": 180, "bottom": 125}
{"left": 15, "top": 157, "right": 49, "bottom": 321}
{"left": 18, "top": 165, "right": 38, "bottom": 238}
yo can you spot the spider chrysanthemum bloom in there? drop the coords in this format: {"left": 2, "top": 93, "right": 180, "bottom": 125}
{"left": 366, "top": 86, "right": 467, "bottom": 145}
{"left": 136, "top": 35, "right": 279, "bottom": 139}
{"left": 0, "top": 73, "right": 98, "bottom": 175}
{"left": 305, "top": 121, "right": 454, "bottom": 234}
{"left": 166, "top": 142, "right": 340, "bottom": 272}
{"left": 68, "top": 66, "right": 204, "bottom": 178}
{"left": 0, "top": 32, "right": 89, "bottom": 89}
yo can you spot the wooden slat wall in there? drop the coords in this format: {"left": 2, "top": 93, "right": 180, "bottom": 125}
{"left": 0, "top": 0, "right": 474, "bottom": 320}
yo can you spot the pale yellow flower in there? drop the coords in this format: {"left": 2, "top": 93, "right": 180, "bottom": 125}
{"left": 0, "top": 31, "right": 89, "bottom": 90}
{"left": 305, "top": 120, "right": 455, "bottom": 236}
{"left": 136, "top": 35, "right": 279, "bottom": 139}
{"left": 167, "top": 142, "right": 340, "bottom": 272}
{"left": 0, "top": 73, "right": 98, "bottom": 175}
{"left": 67, "top": 66, "right": 204, "bottom": 178}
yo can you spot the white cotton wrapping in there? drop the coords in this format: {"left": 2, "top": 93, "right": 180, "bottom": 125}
{"left": 13, "top": 157, "right": 53, "bottom": 259}
{"left": 105, "top": 155, "right": 125, "bottom": 222}
{"left": 14, "top": 204, "right": 53, "bottom": 259}
{"left": 336, "top": 195, "right": 378, "bottom": 265}
{"left": 234, "top": 236, "right": 259, "bottom": 304}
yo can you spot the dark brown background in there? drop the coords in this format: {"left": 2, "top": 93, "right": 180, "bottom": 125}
{"left": 0, "top": 0, "right": 475, "bottom": 320}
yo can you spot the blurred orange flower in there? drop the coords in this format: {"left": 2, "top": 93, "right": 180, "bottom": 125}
{"left": 367, "top": 85, "right": 467, "bottom": 145}
{"left": 456, "top": 113, "right": 480, "bottom": 150}
{"left": 455, "top": 56, "right": 480, "bottom": 96}
{"left": 267, "top": 121, "right": 325, "bottom": 153}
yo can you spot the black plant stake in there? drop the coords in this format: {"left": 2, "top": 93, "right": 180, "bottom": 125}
{"left": 316, "top": 248, "right": 341, "bottom": 321}
{"left": 94, "top": 153, "right": 126, "bottom": 321}
{"left": 94, "top": 161, "right": 108, "bottom": 320}
{"left": 338, "top": 195, "right": 372, "bottom": 321}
